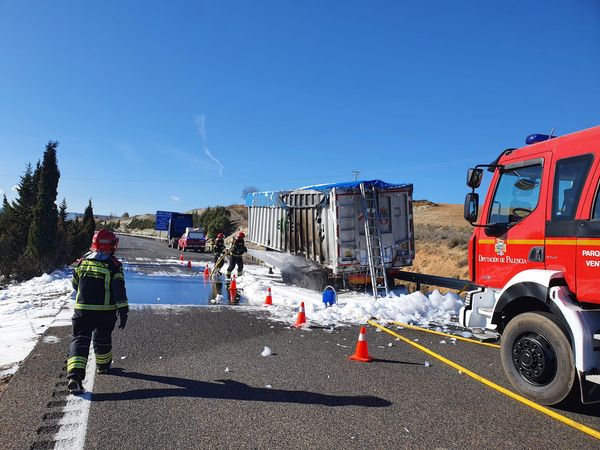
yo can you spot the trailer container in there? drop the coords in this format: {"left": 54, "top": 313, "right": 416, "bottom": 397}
{"left": 246, "top": 180, "right": 414, "bottom": 287}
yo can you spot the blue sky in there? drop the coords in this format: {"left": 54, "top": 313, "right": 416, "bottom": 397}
{"left": 1, "top": 1, "right": 599, "bottom": 215}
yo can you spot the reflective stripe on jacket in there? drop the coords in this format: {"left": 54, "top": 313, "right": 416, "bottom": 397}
{"left": 72, "top": 252, "right": 128, "bottom": 311}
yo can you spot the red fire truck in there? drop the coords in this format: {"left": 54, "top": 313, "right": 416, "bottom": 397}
{"left": 461, "top": 125, "right": 600, "bottom": 405}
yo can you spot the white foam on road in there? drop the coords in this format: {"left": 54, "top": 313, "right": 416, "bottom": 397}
{"left": 234, "top": 266, "right": 464, "bottom": 327}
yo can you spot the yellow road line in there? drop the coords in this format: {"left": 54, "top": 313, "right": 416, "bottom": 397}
{"left": 367, "top": 320, "right": 600, "bottom": 441}
{"left": 390, "top": 321, "right": 500, "bottom": 348}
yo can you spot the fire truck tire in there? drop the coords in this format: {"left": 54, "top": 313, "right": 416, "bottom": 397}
{"left": 500, "top": 311, "right": 575, "bottom": 406}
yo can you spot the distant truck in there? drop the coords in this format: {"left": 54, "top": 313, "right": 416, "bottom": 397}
{"left": 155, "top": 211, "right": 194, "bottom": 248}
{"left": 246, "top": 180, "right": 414, "bottom": 290}
{"left": 177, "top": 227, "right": 206, "bottom": 252}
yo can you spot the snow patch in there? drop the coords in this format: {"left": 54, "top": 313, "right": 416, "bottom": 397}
{"left": 0, "top": 268, "right": 72, "bottom": 377}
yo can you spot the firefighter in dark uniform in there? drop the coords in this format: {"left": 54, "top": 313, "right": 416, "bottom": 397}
{"left": 213, "top": 233, "right": 226, "bottom": 263}
{"left": 226, "top": 232, "right": 247, "bottom": 279}
{"left": 67, "top": 229, "right": 128, "bottom": 394}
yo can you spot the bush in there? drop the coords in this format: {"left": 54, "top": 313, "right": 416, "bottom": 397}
{"left": 125, "top": 217, "right": 156, "bottom": 230}
{"left": 198, "top": 207, "right": 234, "bottom": 237}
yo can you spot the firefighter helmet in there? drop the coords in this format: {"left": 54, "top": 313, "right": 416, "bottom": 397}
{"left": 217, "top": 233, "right": 225, "bottom": 239}
{"left": 91, "top": 229, "right": 119, "bottom": 252}
{"left": 237, "top": 232, "right": 245, "bottom": 239}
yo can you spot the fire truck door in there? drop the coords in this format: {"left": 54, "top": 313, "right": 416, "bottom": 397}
{"left": 575, "top": 158, "right": 600, "bottom": 303}
{"left": 476, "top": 158, "right": 547, "bottom": 288}
{"left": 546, "top": 154, "right": 595, "bottom": 293}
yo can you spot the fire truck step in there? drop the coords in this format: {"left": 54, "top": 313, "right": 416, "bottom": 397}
{"left": 585, "top": 372, "right": 600, "bottom": 385}
{"left": 477, "top": 307, "right": 493, "bottom": 317}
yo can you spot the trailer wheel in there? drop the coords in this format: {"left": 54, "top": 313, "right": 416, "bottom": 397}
{"left": 307, "top": 271, "right": 327, "bottom": 291}
{"left": 500, "top": 311, "right": 575, "bottom": 405}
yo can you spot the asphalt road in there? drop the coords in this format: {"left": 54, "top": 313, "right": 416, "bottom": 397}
{"left": 0, "top": 235, "right": 599, "bottom": 449}
{"left": 117, "top": 234, "right": 216, "bottom": 263}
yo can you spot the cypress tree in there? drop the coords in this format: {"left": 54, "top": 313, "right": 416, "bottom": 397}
{"left": 1, "top": 163, "right": 41, "bottom": 279}
{"left": 0, "top": 195, "right": 15, "bottom": 279}
{"left": 55, "top": 198, "right": 69, "bottom": 265}
{"left": 25, "top": 141, "right": 61, "bottom": 274}
{"left": 67, "top": 218, "right": 86, "bottom": 261}
{"left": 82, "top": 199, "right": 95, "bottom": 244}
{"left": 0, "top": 194, "right": 12, "bottom": 232}
{"left": 58, "top": 198, "right": 68, "bottom": 231}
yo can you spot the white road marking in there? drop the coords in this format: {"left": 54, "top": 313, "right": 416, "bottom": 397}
{"left": 53, "top": 351, "right": 96, "bottom": 450}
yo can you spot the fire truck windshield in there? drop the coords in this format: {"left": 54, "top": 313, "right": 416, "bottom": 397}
{"left": 488, "top": 163, "right": 542, "bottom": 226}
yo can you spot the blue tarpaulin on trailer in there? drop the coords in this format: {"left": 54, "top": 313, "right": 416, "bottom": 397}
{"left": 245, "top": 180, "right": 409, "bottom": 207}
{"left": 245, "top": 191, "right": 289, "bottom": 208}
{"left": 297, "top": 179, "right": 409, "bottom": 193}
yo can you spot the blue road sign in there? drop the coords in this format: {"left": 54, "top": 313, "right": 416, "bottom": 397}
{"left": 155, "top": 211, "right": 173, "bottom": 231}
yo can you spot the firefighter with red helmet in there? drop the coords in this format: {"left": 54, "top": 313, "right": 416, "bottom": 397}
{"left": 67, "top": 229, "right": 128, "bottom": 394}
{"left": 226, "top": 232, "right": 247, "bottom": 279}
{"left": 213, "top": 232, "right": 226, "bottom": 263}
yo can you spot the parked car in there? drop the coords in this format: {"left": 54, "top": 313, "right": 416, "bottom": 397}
{"left": 177, "top": 228, "right": 206, "bottom": 252}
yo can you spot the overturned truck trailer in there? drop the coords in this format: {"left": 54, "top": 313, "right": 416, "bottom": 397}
{"left": 246, "top": 180, "right": 415, "bottom": 290}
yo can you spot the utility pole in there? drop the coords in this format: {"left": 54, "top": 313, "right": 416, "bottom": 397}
{"left": 352, "top": 171, "right": 360, "bottom": 181}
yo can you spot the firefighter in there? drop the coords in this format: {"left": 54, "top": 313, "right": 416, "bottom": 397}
{"left": 213, "top": 233, "right": 226, "bottom": 263}
{"left": 226, "top": 232, "right": 247, "bottom": 278}
{"left": 66, "top": 229, "right": 128, "bottom": 394}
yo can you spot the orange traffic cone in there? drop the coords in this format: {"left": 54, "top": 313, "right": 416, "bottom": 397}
{"left": 179, "top": 254, "right": 184, "bottom": 261}
{"left": 293, "top": 302, "right": 307, "bottom": 328}
{"left": 187, "top": 260, "right": 192, "bottom": 269}
{"left": 229, "top": 275, "right": 237, "bottom": 291}
{"left": 349, "top": 326, "right": 374, "bottom": 362}
{"left": 204, "top": 265, "right": 210, "bottom": 278}
{"left": 264, "top": 287, "right": 273, "bottom": 306}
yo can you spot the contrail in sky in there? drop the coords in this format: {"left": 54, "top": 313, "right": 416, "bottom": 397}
{"left": 194, "top": 114, "right": 224, "bottom": 176}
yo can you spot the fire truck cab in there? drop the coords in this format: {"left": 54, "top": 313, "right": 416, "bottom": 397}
{"left": 461, "top": 125, "right": 600, "bottom": 405}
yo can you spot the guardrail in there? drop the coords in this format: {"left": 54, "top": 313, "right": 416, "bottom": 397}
{"left": 116, "top": 232, "right": 168, "bottom": 242}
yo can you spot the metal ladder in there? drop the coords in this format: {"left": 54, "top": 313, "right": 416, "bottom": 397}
{"left": 359, "top": 183, "right": 389, "bottom": 299}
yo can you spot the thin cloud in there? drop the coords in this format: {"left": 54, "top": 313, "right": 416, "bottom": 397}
{"left": 171, "top": 195, "right": 181, "bottom": 202}
{"left": 12, "top": 185, "right": 18, "bottom": 192}
{"left": 194, "top": 114, "right": 224, "bottom": 176}
{"left": 114, "top": 141, "right": 142, "bottom": 162}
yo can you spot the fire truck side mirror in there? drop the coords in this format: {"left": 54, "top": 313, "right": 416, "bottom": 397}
{"left": 466, "top": 168, "right": 483, "bottom": 188}
{"left": 464, "top": 192, "right": 479, "bottom": 223}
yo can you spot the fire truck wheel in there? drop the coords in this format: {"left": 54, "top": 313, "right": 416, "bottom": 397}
{"left": 500, "top": 311, "right": 575, "bottom": 406}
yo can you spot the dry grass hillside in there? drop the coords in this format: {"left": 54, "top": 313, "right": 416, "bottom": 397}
{"left": 409, "top": 201, "right": 471, "bottom": 280}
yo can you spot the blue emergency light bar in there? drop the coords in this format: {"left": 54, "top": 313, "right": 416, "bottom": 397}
{"left": 525, "top": 133, "right": 555, "bottom": 145}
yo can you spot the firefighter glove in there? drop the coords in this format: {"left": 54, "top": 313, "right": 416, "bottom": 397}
{"left": 118, "top": 309, "right": 128, "bottom": 329}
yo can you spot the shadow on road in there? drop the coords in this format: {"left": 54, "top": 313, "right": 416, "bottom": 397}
{"left": 372, "top": 358, "right": 426, "bottom": 366}
{"left": 553, "top": 394, "right": 600, "bottom": 418}
{"left": 92, "top": 369, "right": 392, "bottom": 408}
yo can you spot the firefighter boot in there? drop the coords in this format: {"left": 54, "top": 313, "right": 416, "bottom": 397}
{"left": 68, "top": 378, "right": 84, "bottom": 395}
{"left": 97, "top": 363, "right": 111, "bottom": 374}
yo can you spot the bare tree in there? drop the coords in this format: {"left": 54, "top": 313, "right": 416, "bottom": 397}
{"left": 241, "top": 186, "right": 260, "bottom": 200}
